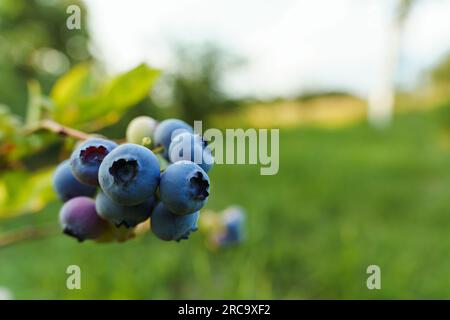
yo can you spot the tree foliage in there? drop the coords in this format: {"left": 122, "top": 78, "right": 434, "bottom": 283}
{"left": 163, "top": 44, "right": 240, "bottom": 124}
{"left": 0, "top": 0, "right": 90, "bottom": 117}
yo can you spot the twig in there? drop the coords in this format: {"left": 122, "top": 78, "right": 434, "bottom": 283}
{"left": 27, "top": 120, "right": 166, "bottom": 154}
{"left": 38, "top": 119, "right": 91, "bottom": 140}
{"left": 0, "top": 223, "right": 60, "bottom": 249}
{"left": 25, "top": 119, "right": 91, "bottom": 140}
{"left": 151, "top": 145, "right": 164, "bottom": 154}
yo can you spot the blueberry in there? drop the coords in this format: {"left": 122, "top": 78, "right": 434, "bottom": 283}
{"left": 151, "top": 202, "right": 199, "bottom": 241}
{"left": 168, "top": 132, "right": 214, "bottom": 172}
{"left": 98, "top": 143, "right": 160, "bottom": 205}
{"left": 53, "top": 160, "right": 97, "bottom": 202}
{"left": 59, "top": 196, "right": 108, "bottom": 242}
{"left": 153, "top": 118, "right": 193, "bottom": 159}
{"left": 160, "top": 160, "right": 210, "bottom": 215}
{"left": 70, "top": 138, "right": 118, "bottom": 186}
{"left": 216, "top": 206, "right": 246, "bottom": 247}
{"left": 126, "top": 116, "right": 158, "bottom": 144}
{"left": 95, "top": 191, "right": 156, "bottom": 228}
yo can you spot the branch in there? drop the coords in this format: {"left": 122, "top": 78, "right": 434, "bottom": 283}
{"left": 26, "top": 119, "right": 164, "bottom": 154}
{"left": 37, "top": 119, "right": 91, "bottom": 140}
{"left": 151, "top": 145, "right": 164, "bottom": 154}
{"left": 0, "top": 223, "right": 59, "bottom": 249}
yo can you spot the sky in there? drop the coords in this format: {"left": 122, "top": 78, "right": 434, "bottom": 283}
{"left": 84, "top": 0, "right": 450, "bottom": 99}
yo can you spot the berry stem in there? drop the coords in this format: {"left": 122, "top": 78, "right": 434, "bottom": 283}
{"left": 40, "top": 119, "right": 91, "bottom": 140}
{"left": 27, "top": 119, "right": 91, "bottom": 140}
{"left": 27, "top": 119, "right": 165, "bottom": 153}
{"left": 151, "top": 145, "right": 164, "bottom": 154}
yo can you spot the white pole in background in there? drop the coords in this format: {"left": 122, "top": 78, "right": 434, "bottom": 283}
{"left": 368, "top": 0, "right": 415, "bottom": 128}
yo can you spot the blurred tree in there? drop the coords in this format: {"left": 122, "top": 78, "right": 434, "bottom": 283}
{"left": 161, "top": 44, "right": 241, "bottom": 125}
{"left": 432, "top": 54, "right": 450, "bottom": 88}
{"left": 0, "top": 0, "right": 90, "bottom": 117}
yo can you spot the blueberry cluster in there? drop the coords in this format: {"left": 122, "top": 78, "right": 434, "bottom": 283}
{"left": 53, "top": 117, "right": 213, "bottom": 243}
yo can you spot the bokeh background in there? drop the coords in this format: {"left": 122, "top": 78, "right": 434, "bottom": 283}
{"left": 1, "top": 0, "right": 450, "bottom": 299}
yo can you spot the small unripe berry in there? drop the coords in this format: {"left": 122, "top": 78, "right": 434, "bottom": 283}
{"left": 126, "top": 116, "right": 158, "bottom": 145}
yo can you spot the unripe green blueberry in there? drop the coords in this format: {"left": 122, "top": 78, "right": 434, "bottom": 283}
{"left": 126, "top": 116, "right": 158, "bottom": 145}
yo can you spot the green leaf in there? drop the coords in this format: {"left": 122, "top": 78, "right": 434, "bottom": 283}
{"left": 50, "top": 63, "right": 160, "bottom": 130}
{"left": 78, "top": 64, "right": 161, "bottom": 129}
{"left": 100, "top": 63, "right": 160, "bottom": 111}
{"left": 50, "top": 62, "right": 93, "bottom": 109}
{"left": 0, "top": 168, "right": 54, "bottom": 217}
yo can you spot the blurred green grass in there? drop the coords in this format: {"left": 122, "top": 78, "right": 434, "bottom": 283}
{"left": 2, "top": 109, "right": 450, "bottom": 299}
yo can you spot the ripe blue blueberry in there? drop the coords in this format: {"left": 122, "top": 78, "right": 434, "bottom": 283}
{"left": 168, "top": 132, "right": 214, "bottom": 173}
{"left": 53, "top": 160, "right": 97, "bottom": 202}
{"left": 95, "top": 191, "right": 156, "bottom": 228}
{"left": 160, "top": 160, "right": 210, "bottom": 215}
{"left": 216, "top": 206, "right": 246, "bottom": 247}
{"left": 151, "top": 202, "right": 199, "bottom": 241}
{"left": 153, "top": 118, "right": 193, "bottom": 159}
{"left": 59, "top": 196, "right": 108, "bottom": 242}
{"left": 98, "top": 143, "right": 160, "bottom": 205}
{"left": 70, "top": 138, "right": 118, "bottom": 186}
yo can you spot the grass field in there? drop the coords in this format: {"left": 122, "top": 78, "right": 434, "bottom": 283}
{"left": 1, "top": 107, "right": 450, "bottom": 299}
